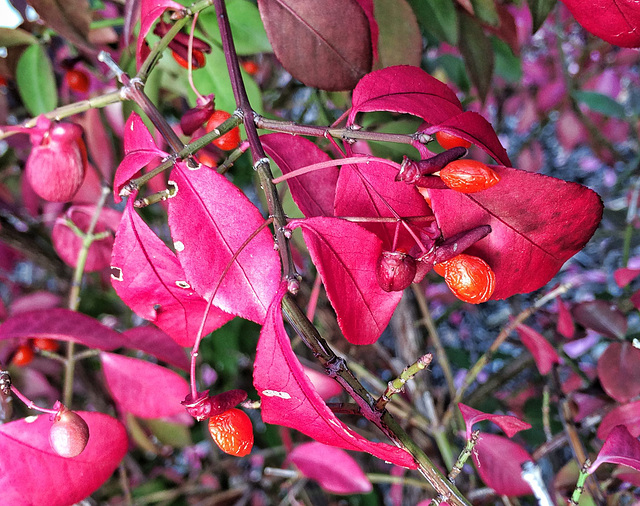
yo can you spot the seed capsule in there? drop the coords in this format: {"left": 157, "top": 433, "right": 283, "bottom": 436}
{"left": 208, "top": 408, "right": 254, "bottom": 457}
{"left": 439, "top": 160, "right": 500, "bottom": 193}
{"left": 434, "top": 253, "right": 496, "bottom": 304}
{"left": 376, "top": 250, "right": 417, "bottom": 292}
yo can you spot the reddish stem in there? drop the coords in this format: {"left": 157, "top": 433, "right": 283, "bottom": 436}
{"left": 10, "top": 385, "right": 58, "bottom": 415}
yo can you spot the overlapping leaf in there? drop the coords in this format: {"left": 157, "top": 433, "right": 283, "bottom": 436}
{"left": 428, "top": 166, "right": 603, "bottom": 299}
{"left": 597, "top": 401, "right": 640, "bottom": 440}
{"left": 254, "top": 287, "right": 416, "bottom": 467}
{"left": 121, "top": 326, "right": 190, "bottom": 371}
{"left": 137, "top": 0, "right": 184, "bottom": 68}
{"left": 168, "top": 163, "right": 280, "bottom": 324}
{"left": 515, "top": 323, "right": 562, "bottom": 374}
{"left": 572, "top": 300, "right": 627, "bottom": 339}
{"left": 458, "top": 403, "right": 531, "bottom": 440}
{"left": 590, "top": 426, "right": 640, "bottom": 474}
{"left": 560, "top": 0, "right": 640, "bottom": 47}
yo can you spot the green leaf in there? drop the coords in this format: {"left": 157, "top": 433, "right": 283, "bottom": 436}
{"left": 435, "top": 54, "right": 470, "bottom": 93}
{"left": 572, "top": 90, "right": 626, "bottom": 119}
{"left": 199, "top": 0, "right": 272, "bottom": 55}
{"left": 527, "top": 0, "right": 557, "bottom": 34}
{"left": 0, "top": 27, "right": 36, "bottom": 47}
{"left": 146, "top": 419, "right": 192, "bottom": 448}
{"left": 406, "top": 0, "right": 458, "bottom": 45}
{"left": 373, "top": 0, "right": 422, "bottom": 67}
{"left": 458, "top": 12, "right": 493, "bottom": 102}
{"left": 471, "top": 0, "right": 499, "bottom": 26}
{"left": 492, "top": 37, "right": 522, "bottom": 83}
{"left": 16, "top": 44, "right": 57, "bottom": 115}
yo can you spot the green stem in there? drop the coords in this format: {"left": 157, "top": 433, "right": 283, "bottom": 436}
{"left": 375, "top": 354, "right": 432, "bottom": 411}
{"left": 570, "top": 460, "right": 591, "bottom": 505}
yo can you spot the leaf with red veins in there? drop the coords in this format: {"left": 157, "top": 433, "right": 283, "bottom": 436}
{"left": 334, "top": 160, "right": 433, "bottom": 252}
{"left": 473, "top": 434, "right": 533, "bottom": 496}
{"left": 427, "top": 166, "right": 603, "bottom": 299}
{"left": 348, "top": 65, "right": 463, "bottom": 127}
{"left": 262, "top": 133, "right": 338, "bottom": 217}
{"left": 291, "top": 217, "right": 402, "bottom": 345}
{"left": 254, "top": 286, "right": 416, "bottom": 468}
{"left": 423, "top": 111, "right": 511, "bottom": 167}
{"left": 101, "top": 352, "right": 190, "bottom": 419}
{"left": 0, "top": 412, "right": 127, "bottom": 506}
{"left": 111, "top": 197, "right": 232, "bottom": 347}
{"left": 597, "top": 400, "right": 640, "bottom": 440}
{"left": 560, "top": 0, "right": 640, "bottom": 48}
{"left": 0, "top": 308, "right": 124, "bottom": 351}
{"left": 168, "top": 163, "right": 280, "bottom": 325}
{"left": 458, "top": 403, "right": 531, "bottom": 441}
{"left": 597, "top": 341, "right": 640, "bottom": 403}
{"left": 590, "top": 426, "right": 640, "bottom": 475}
{"left": 515, "top": 323, "right": 561, "bottom": 375}
{"left": 121, "top": 326, "right": 190, "bottom": 371}
{"left": 137, "top": 0, "right": 184, "bottom": 68}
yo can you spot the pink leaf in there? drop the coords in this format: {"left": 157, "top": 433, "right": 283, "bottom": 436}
{"left": 0, "top": 412, "right": 127, "bottom": 506}
{"left": 556, "top": 296, "right": 575, "bottom": 339}
{"left": 428, "top": 166, "right": 603, "bottom": 299}
{"left": 262, "top": 133, "right": 338, "bottom": 217}
{"left": 111, "top": 198, "right": 232, "bottom": 347}
{"left": 597, "top": 341, "right": 640, "bottom": 403}
{"left": 473, "top": 433, "right": 533, "bottom": 496}
{"left": 168, "top": 163, "right": 280, "bottom": 324}
{"left": 303, "top": 366, "right": 343, "bottom": 400}
{"left": 121, "top": 325, "right": 190, "bottom": 371}
{"left": 0, "top": 308, "right": 124, "bottom": 351}
{"left": 288, "top": 442, "right": 373, "bottom": 494}
{"left": 597, "top": 400, "right": 640, "bottom": 440}
{"left": 614, "top": 267, "right": 640, "bottom": 288}
{"left": 81, "top": 108, "right": 115, "bottom": 180}
{"left": 101, "top": 351, "right": 190, "bottom": 419}
{"left": 9, "top": 291, "right": 61, "bottom": 315}
{"left": 137, "top": 0, "right": 184, "bottom": 68}
{"left": 458, "top": 403, "right": 531, "bottom": 441}
{"left": 590, "top": 426, "right": 640, "bottom": 474}
{"left": 290, "top": 217, "right": 402, "bottom": 345}
{"left": 348, "top": 65, "right": 463, "bottom": 127}
{"left": 515, "top": 323, "right": 562, "bottom": 374}
{"left": 254, "top": 286, "right": 416, "bottom": 468}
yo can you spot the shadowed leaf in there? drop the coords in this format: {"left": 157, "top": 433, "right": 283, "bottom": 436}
{"left": 474, "top": 433, "right": 533, "bottom": 496}
{"left": 597, "top": 342, "right": 640, "bottom": 403}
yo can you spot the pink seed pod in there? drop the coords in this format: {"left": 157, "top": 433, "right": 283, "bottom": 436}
{"left": 49, "top": 405, "right": 90, "bottom": 458}
{"left": 376, "top": 250, "right": 417, "bottom": 292}
{"left": 180, "top": 95, "right": 215, "bottom": 136}
{"left": 182, "top": 389, "right": 247, "bottom": 421}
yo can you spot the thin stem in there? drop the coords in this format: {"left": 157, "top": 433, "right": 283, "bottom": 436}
{"left": 10, "top": 384, "right": 58, "bottom": 415}
{"left": 448, "top": 430, "right": 480, "bottom": 482}
{"left": 570, "top": 459, "right": 592, "bottom": 505}
{"left": 375, "top": 354, "right": 432, "bottom": 411}
{"left": 187, "top": 12, "right": 205, "bottom": 101}
{"left": 271, "top": 156, "right": 400, "bottom": 184}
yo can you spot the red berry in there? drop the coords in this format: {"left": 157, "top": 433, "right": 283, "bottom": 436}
{"left": 49, "top": 406, "right": 90, "bottom": 458}
{"left": 65, "top": 69, "right": 90, "bottom": 93}
{"left": 33, "top": 338, "right": 59, "bottom": 352}
{"left": 208, "top": 408, "right": 254, "bottom": 457}
{"left": 11, "top": 344, "right": 34, "bottom": 366}
{"left": 205, "top": 110, "right": 241, "bottom": 151}
{"left": 434, "top": 253, "right": 495, "bottom": 304}
{"left": 435, "top": 131, "right": 472, "bottom": 150}
{"left": 241, "top": 60, "right": 259, "bottom": 75}
{"left": 376, "top": 250, "right": 417, "bottom": 292}
{"left": 172, "top": 49, "right": 206, "bottom": 69}
{"left": 439, "top": 160, "right": 500, "bottom": 193}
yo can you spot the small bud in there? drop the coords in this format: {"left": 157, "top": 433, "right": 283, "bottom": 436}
{"left": 49, "top": 404, "right": 90, "bottom": 458}
{"left": 432, "top": 225, "right": 492, "bottom": 264}
{"left": 439, "top": 160, "right": 500, "bottom": 193}
{"left": 376, "top": 251, "right": 417, "bottom": 292}
{"left": 180, "top": 94, "right": 215, "bottom": 136}
{"left": 182, "top": 389, "right": 247, "bottom": 421}
{"left": 396, "top": 147, "right": 468, "bottom": 184}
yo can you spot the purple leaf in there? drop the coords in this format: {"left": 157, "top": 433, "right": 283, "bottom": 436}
{"left": 254, "top": 286, "right": 416, "bottom": 468}
{"left": 597, "top": 400, "right": 640, "bottom": 440}
{"left": 590, "top": 426, "right": 640, "bottom": 474}
{"left": 288, "top": 442, "right": 373, "bottom": 494}
{"left": 597, "top": 341, "right": 640, "bottom": 403}
{"left": 0, "top": 308, "right": 124, "bottom": 351}
{"left": 111, "top": 198, "right": 232, "bottom": 347}
{"left": 121, "top": 325, "right": 190, "bottom": 371}
{"left": 572, "top": 300, "right": 627, "bottom": 339}
{"left": 348, "top": 65, "right": 462, "bottom": 127}
{"left": 101, "top": 352, "right": 190, "bottom": 419}
{"left": 262, "top": 133, "right": 338, "bottom": 217}
{"left": 0, "top": 412, "right": 127, "bottom": 506}
{"left": 257, "top": 0, "right": 372, "bottom": 91}
{"left": 291, "top": 217, "right": 402, "bottom": 345}
{"left": 515, "top": 323, "right": 562, "bottom": 375}
{"left": 473, "top": 433, "right": 533, "bottom": 496}
{"left": 427, "top": 166, "right": 603, "bottom": 299}
{"left": 458, "top": 403, "right": 531, "bottom": 441}
{"left": 168, "top": 163, "right": 280, "bottom": 324}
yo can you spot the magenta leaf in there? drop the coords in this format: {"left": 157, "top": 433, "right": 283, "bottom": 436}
{"left": 428, "top": 166, "right": 603, "bottom": 299}
{"left": 262, "top": 133, "right": 338, "bottom": 217}
{"left": 560, "top": 0, "right": 640, "bottom": 48}
{"left": 303, "top": 366, "right": 343, "bottom": 400}
{"left": 590, "top": 426, "right": 640, "bottom": 474}
{"left": 0, "top": 308, "right": 124, "bottom": 351}
{"left": 288, "top": 442, "right": 373, "bottom": 494}
{"left": 290, "top": 217, "right": 402, "bottom": 345}
{"left": 168, "top": 163, "right": 280, "bottom": 324}
{"left": 0, "top": 412, "right": 127, "bottom": 506}
{"left": 597, "top": 341, "right": 640, "bottom": 403}
{"left": 458, "top": 403, "right": 531, "bottom": 441}
{"left": 81, "top": 108, "right": 115, "bottom": 180}
{"left": 348, "top": 65, "right": 462, "bottom": 127}
{"left": 101, "top": 352, "right": 190, "bottom": 419}
{"left": 354, "top": 0, "right": 378, "bottom": 61}
{"left": 121, "top": 325, "right": 190, "bottom": 371}
{"left": 515, "top": 323, "right": 562, "bottom": 375}
{"left": 111, "top": 198, "right": 232, "bottom": 347}
{"left": 556, "top": 296, "right": 575, "bottom": 339}
{"left": 254, "top": 286, "right": 416, "bottom": 468}
{"left": 137, "top": 0, "right": 184, "bottom": 68}
{"left": 572, "top": 300, "right": 627, "bottom": 339}
{"left": 473, "top": 433, "right": 533, "bottom": 496}
{"left": 597, "top": 401, "right": 640, "bottom": 440}
{"left": 614, "top": 267, "right": 640, "bottom": 288}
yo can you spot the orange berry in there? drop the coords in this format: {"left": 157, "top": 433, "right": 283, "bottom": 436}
{"left": 205, "top": 110, "right": 241, "bottom": 151}
{"left": 172, "top": 49, "right": 206, "bottom": 69}
{"left": 241, "top": 60, "right": 259, "bottom": 75}
{"left": 33, "top": 338, "right": 60, "bottom": 352}
{"left": 208, "top": 408, "right": 254, "bottom": 457}
{"left": 12, "top": 344, "right": 34, "bottom": 366}
{"left": 439, "top": 160, "right": 500, "bottom": 193}
{"left": 436, "top": 253, "right": 495, "bottom": 304}
{"left": 65, "top": 69, "right": 90, "bottom": 93}
{"left": 435, "top": 131, "right": 472, "bottom": 150}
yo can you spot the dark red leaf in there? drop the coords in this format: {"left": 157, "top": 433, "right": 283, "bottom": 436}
{"left": 556, "top": 296, "right": 575, "bottom": 339}
{"left": 572, "top": 300, "right": 627, "bottom": 339}
{"left": 111, "top": 198, "right": 232, "bottom": 347}
{"left": 121, "top": 326, "right": 190, "bottom": 371}
{"left": 597, "top": 401, "right": 640, "bottom": 440}
{"left": 254, "top": 286, "right": 416, "bottom": 468}
{"left": 515, "top": 323, "right": 562, "bottom": 374}
{"left": 0, "top": 412, "right": 127, "bottom": 505}
{"left": 290, "top": 217, "right": 402, "bottom": 345}
{"left": 167, "top": 163, "right": 280, "bottom": 324}
{"left": 81, "top": 108, "right": 115, "bottom": 180}
{"left": 458, "top": 403, "right": 531, "bottom": 440}
{"left": 597, "top": 341, "right": 640, "bottom": 403}
{"left": 427, "top": 166, "right": 603, "bottom": 299}
{"left": 560, "top": 0, "right": 640, "bottom": 47}
{"left": 590, "top": 426, "right": 640, "bottom": 474}
{"left": 257, "top": 0, "right": 372, "bottom": 91}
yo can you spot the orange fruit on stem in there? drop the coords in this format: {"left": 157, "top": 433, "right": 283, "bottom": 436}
{"left": 205, "top": 110, "right": 241, "bottom": 151}
{"left": 435, "top": 131, "right": 472, "bottom": 150}
{"left": 208, "top": 408, "right": 254, "bottom": 457}
{"left": 65, "top": 69, "right": 90, "bottom": 93}
{"left": 33, "top": 338, "right": 59, "bottom": 352}
{"left": 172, "top": 49, "right": 206, "bottom": 69}
{"left": 435, "top": 253, "right": 495, "bottom": 304}
{"left": 12, "top": 344, "right": 34, "bottom": 366}
{"left": 439, "top": 159, "right": 500, "bottom": 193}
